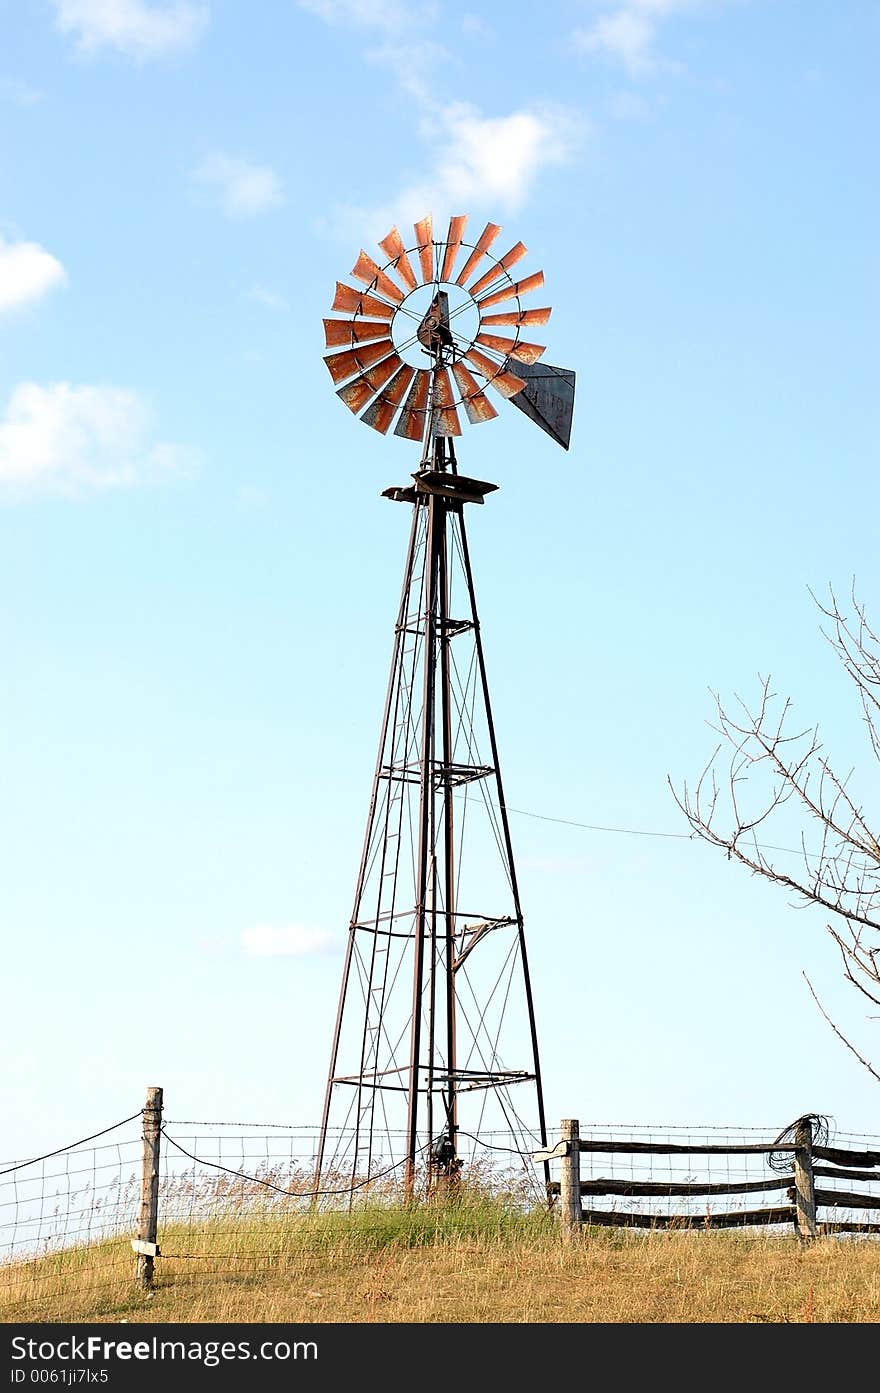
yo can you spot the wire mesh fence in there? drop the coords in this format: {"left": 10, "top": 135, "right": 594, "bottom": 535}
{"left": 3, "top": 1105, "right": 879, "bottom": 1317}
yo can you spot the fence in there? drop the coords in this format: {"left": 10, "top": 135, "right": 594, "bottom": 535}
{"left": 538, "top": 1116, "right": 880, "bottom": 1242}
{"left": 4, "top": 1090, "right": 880, "bottom": 1315}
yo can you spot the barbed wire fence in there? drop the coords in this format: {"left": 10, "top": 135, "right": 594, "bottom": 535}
{"left": 3, "top": 1091, "right": 880, "bottom": 1317}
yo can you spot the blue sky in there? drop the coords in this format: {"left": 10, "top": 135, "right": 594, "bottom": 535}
{"left": 1, "top": 0, "right": 879, "bottom": 1164}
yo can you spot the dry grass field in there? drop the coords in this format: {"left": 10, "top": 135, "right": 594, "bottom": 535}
{"left": 3, "top": 1198, "right": 880, "bottom": 1324}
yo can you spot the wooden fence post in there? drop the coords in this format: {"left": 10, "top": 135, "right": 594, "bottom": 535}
{"left": 559, "top": 1119, "right": 581, "bottom": 1243}
{"left": 793, "top": 1116, "right": 817, "bottom": 1240}
{"left": 134, "top": 1086, "right": 163, "bottom": 1287}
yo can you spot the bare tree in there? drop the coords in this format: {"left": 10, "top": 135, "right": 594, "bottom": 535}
{"left": 670, "top": 582, "right": 880, "bottom": 1082}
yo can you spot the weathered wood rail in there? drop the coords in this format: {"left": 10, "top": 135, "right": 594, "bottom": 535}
{"left": 535, "top": 1117, "right": 880, "bottom": 1242}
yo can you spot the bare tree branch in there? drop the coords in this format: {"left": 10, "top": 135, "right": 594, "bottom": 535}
{"left": 670, "top": 584, "right": 880, "bottom": 1082}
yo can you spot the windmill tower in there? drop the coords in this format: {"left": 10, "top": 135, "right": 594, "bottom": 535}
{"left": 314, "top": 215, "right": 575, "bottom": 1204}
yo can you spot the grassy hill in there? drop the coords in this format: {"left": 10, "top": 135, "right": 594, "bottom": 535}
{"left": 3, "top": 1197, "right": 880, "bottom": 1323}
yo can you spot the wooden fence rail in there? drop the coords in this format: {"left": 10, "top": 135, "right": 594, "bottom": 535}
{"left": 534, "top": 1116, "right": 880, "bottom": 1243}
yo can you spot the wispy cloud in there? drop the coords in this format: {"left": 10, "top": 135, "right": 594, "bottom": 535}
{"left": 341, "top": 101, "right": 584, "bottom": 238}
{"left": 297, "top": 0, "right": 434, "bottom": 34}
{"left": 574, "top": 0, "right": 697, "bottom": 76}
{"left": 248, "top": 284, "right": 288, "bottom": 310}
{"left": 52, "top": 0, "right": 209, "bottom": 61}
{"left": 193, "top": 153, "right": 284, "bottom": 218}
{"left": 0, "top": 77, "right": 44, "bottom": 106}
{"left": 300, "top": 1, "right": 584, "bottom": 237}
{"left": 0, "top": 237, "right": 66, "bottom": 314}
{"left": 241, "top": 924, "right": 338, "bottom": 958}
{"left": 0, "top": 382, "right": 193, "bottom": 499}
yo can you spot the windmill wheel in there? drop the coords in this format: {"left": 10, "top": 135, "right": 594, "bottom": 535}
{"left": 322, "top": 213, "right": 554, "bottom": 442}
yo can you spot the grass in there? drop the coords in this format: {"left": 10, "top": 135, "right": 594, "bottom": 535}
{"left": 3, "top": 1193, "right": 880, "bottom": 1324}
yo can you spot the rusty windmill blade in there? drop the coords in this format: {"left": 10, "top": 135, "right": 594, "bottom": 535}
{"left": 393, "top": 369, "right": 431, "bottom": 439}
{"left": 475, "top": 270, "right": 544, "bottom": 311}
{"left": 431, "top": 366, "right": 462, "bottom": 437}
{"left": 331, "top": 281, "right": 395, "bottom": 320}
{"left": 378, "top": 227, "right": 419, "bottom": 292}
{"left": 455, "top": 222, "right": 502, "bottom": 287}
{"left": 361, "top": 363, "right": 416, "bottom": 434}
{"left": 475, "top": 331, "right": 546, "bottom": 365}
{"left": 323, "top": 318, "right": 395, "bottom": 348}
{"left": 479, "top": 306, "right": 552, "bottom": 327}
{"left": 413, "top": 214, "right": 434, "bottom": 283}
{"left": 468, "top": 241, "right": 528, "bottom": 299}
{"left": 336, "top": 352, "right": 402, "bottom": 415}
{"left": 440, "top": 215, "right": 468, "bottom": 281}
{"left": 451, "top": 359, "right": 498, "bottom": 425}
{"left": 463, "top": 347, "right": 526, "bottom": 399}
{"left": 351, "top": 249, "right": 406, "bottom": 304}
{"left": 323, "top": 337, "right": 395, "bottom": 385}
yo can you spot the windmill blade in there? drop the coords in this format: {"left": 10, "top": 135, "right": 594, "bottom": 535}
{"left": 456, "top": 222, "right": 502, "bottom": 287}
{"left": 332, "top": 281, "right": 394, "bottom": 320}
{"left": 451, "top": 359, "right": 498, "bottom": 425}
{"left": 361, "top": 363, "right": 415, "bottom": 434}
{"left": 476, "top": 270, "right": 544, "bottom": 311}
{"left": 502, "top": 358, "right": 576, "bottom": 450}
{"left": 351, "top": 249, "right": 405, "bottom": 304}
{"left": 479, "top": 307, "right": 552, "bottom": 327}
{"left": 323, "top": 318, "right": 394, "bottom": 348}
{"left": 440, "top": 215, "right": 468, "bottom": 282}
{"left": 464, "top": 347, "right": 526, "bottom": 399}
{"left": 323, "top": 337, "right": 395, "bottom": 385}
{"left": 394, "top": 369, "right": 430, "bottom": 439}
{"left": 475, "top": 332, "right": 546, "bottom": 365}
{"left": 468, "top": 241, "right": 528, "bottom": 299}
{"left": 378, "top": 227, "right": 418, "bottom": 291}
{"left": 414, "top": 215, "right": 434, "bottom": 283}
{"left": 336, "top": 353, "right": 402, "bottom": 414}
{"left": 431, "top": 366, "right": 462, "bottom": 437}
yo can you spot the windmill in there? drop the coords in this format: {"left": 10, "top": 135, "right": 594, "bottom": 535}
{"left": 314, "top": 214, "right": 575, "bottom": 1205}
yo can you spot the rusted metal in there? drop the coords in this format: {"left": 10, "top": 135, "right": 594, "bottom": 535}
{"left": 476, "top": 331, "right": 545, "bottom": 365}
{"left": 393, "top": 368, "right": 430, "bottom": 439}
{"left": 431, "top": 366, "right": 462, "bottom": 437}
{"left": 468, "top": 241, "right": 528, "bottom": 298}
{"left": 476, "top": 270, "right": 544, "bottom": 310}
{"left": 351, "top": 249, "right": 405, "bottom": 304}
{"left": 479, "top": 306, "right": 552, "bottom": 327}
{"left": 414, "top": 214, "right": 434, "bottom": 283}
{"left": 455, "top": 222, "right": 501, "bottom": 286}
{"left": 416, "top": 292, "right": 453, "bottom": 353}
{"left": 463, "top": 347, "right": 526, "bottom": 398}
{"left": 451, "top": 359, "right": 498, "bottom": 424}
{"left": 361, "top": 362, "right": 416, "bottom": 434}
{"left": 331, "top": 281, "right": 394, "bottom": 320}
{"left": 440, "top": 214, "right": 468, "bottom": 281}
{"left": 336, "top": 352, "right": 401, "bottom": 414}
{"left": 502, "top": 359, "right": 576, "bottom": 450}
{"left": 379, "top": 226, "right": 418, "bottom": 291}
{"left": 323, "top": 317, "right": 393, "bottom": 348}
{"left": 323, "top": 337, "right": 394, "bottom": 385}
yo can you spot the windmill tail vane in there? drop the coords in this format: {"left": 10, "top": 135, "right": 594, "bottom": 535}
{"left": 322, "top": 212, "right": 575, "bottom": 451}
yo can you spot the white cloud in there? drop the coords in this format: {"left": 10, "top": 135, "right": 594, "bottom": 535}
{"left": 574, "top": 0, "right": 697, "bottom": 76}
{"left": 53, "top": 0, "right": 208, "bottom": 61}
{"left": 301, "top": 0, "right": 584, "bottom": 233}
{"left": 241, "top": 924, "right": 338, "bottom": 958}
{"left": 0, "top": 237, "right": 66, "bottom": 314}
{"left": 0, "top": 381, "right": 191, "bottom": 498}
{"left": 193, "top": 154, "right": 284, "bottom": 218}
{"left": 339, "top": 101, "right": 584, "bottom": 239}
